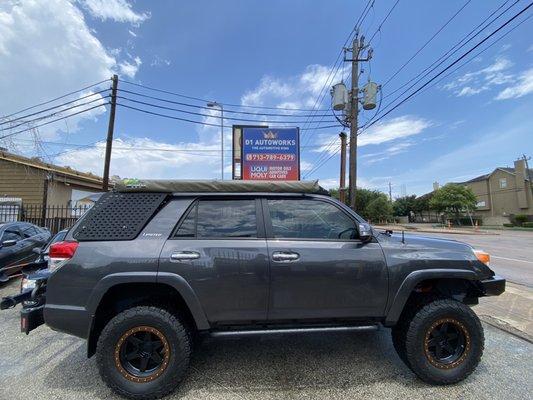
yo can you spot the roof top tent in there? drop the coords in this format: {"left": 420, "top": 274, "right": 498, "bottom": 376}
{"left": 113, "top": 179, "right": 328, "bottom": 195}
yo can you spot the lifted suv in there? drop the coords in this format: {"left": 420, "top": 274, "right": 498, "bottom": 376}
{"left": 2, "top": 180, "right": 505, "bottom": 399}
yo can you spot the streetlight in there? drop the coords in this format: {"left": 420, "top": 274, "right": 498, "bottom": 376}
{"left": 207, "top": 101, "right": 224, "bottom": 180}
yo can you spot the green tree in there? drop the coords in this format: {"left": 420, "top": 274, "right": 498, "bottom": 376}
{"left": 364, "top": 195, "right": 393, "bottom": 223}
{"left": 429, "top": 184, "right": 477, "bottom": 223}
{"left": 329, "top": 187, "right": 390, "bottom": 220}
{"left": 393, "top": 195, "right": 417, "bottom": 217}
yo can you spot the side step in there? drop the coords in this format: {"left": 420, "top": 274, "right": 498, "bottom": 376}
{"left": 210, "top": 325, "right": 380, "bottom": 337}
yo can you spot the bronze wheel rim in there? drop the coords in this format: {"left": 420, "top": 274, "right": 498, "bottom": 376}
{"left": 424, "top": 318, "right": 470, "bottom": 369}
{"left": 114, "top": 326, "right": 170, "bottom": 383}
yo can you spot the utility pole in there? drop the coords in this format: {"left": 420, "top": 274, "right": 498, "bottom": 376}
{"left": 103, "top": 74, "right": 118, "bottom": 191}
{"left": 339, "top": 132, "right": 347, "bottom": 203}
{"left": 345, "top": 32, "right": 372, "bottom": 210}
{"left": 388, "top": 181, "right": 393, "bottom": 202}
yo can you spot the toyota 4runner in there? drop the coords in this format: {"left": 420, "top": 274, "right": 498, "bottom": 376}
{"left": 1, "top": 180, "right": 505, "bottom": 399}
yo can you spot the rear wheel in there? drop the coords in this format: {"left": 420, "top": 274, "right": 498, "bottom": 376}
{"left": 96, "top": 306, "right": 191, "bottom": 399}
{"left": 404, "top": 299, "right": 484, "bottom": 384}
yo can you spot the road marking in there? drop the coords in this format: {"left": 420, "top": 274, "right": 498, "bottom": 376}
{"left": 492, "top": 256, "right": 533, "bottom": 264}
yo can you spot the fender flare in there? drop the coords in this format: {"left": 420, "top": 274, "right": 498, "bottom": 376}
{"left": 86, "top": 272, "right": 210, "bottom": 330}
{"left": 384, "top": 268, "right": 478, "bottom": 326}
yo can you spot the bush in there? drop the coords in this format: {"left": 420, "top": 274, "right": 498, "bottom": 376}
{"left": 523, "top": 222, "right": 533, "bottom": 228}
{"left": 503, "top": 223, "right": 514, "bottom": 227}
{"left": 514, "top": 214, "right": 528, "bottom": 226}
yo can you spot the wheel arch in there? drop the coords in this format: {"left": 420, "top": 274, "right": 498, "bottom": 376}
{"left": 86, "top": 272, "right": 209, "bottom": 357}
{"left": 384, "top": 269, "right": 479, "bottom": 326}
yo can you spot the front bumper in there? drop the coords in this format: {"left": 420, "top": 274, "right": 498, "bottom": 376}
{"left": 480, "top": 275, "right": 506, "bottom": 296}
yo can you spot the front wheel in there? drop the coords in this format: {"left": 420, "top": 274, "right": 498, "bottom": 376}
{"left": 403, "top": 299, "right": 484, "bottom": 384}
{"left": 96, "top": 306, "right": 191, "bottom": 399}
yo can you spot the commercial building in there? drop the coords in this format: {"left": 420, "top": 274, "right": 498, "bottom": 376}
{"left": 0, "top": 149, "right": 103, "bottom": 207}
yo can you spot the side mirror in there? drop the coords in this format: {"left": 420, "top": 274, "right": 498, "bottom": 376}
{"left": 358, "top": 222, "right": 373, "bottom": 242}
{"left": 33, "top": 247, "right": 43, "bottom": 255}
{"left": 1, "top": 239, "right": 17, "bottom": 247}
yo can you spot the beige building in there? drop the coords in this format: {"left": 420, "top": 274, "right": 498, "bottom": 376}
{"left": 457, "top": 159, "right": 533, "bottom": 225}
{"left": 0, "top": 150, "right": 104, "bottom": 207}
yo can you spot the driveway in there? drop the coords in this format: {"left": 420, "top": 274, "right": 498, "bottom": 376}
{"left": 1, "top": 280, "right": 532, "bottom": 400}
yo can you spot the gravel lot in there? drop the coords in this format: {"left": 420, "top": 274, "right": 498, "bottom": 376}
{"left": 1, "top": 280, "right": 532, "bottom": 400}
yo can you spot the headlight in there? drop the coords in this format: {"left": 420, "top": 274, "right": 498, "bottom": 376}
{"left": 474, "top": 249, "right": 490, "bottom": 266}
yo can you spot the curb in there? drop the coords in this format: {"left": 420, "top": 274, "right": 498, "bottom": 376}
{"left": 479, "top": 314, "right": 533, "bottom": 344}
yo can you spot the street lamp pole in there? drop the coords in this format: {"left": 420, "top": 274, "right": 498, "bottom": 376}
{"left": 207, "top": 101, "right": 224, "bottom": 180}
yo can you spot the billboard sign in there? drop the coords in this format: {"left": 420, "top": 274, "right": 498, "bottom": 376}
{"left": 242, "top": 127, "right": 300, "bottom": 180}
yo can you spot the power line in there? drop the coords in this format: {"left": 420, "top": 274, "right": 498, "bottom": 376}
{"left": 0, "top": 103, "right": 109, "bottom": 140}
{"left": 0, "top": 89, "right": 109, "bottom": 130}
{"left": 116, "top": 96, "right": 338, "bottom": 124}
{"left": 303, "top": 145, "right": 341, "bottom": 178}
{"left": 116, "top": 103, "right": 340, "bottom": 131}
{"left": 420, "top": 12, "right": 532, "bottom": 95}
{"left": 381, "top": 0, "right": 472, "bottom": 88}
{"left": 120, "top": 80, "right": 329, "bottom": 112}
{"left": 117, "top": 88, "right": 334, "bottom": 117}
{"left": 0, "top": 79, "right": 110, "bottom": 120}
{"left": 361, "top": 2, "right": 532, "bottom": 133}
{"left": 382, "top": 0, "right": 518, "bottom": 101}
{"left": 300, "top": 1, "right": 374, "bottom": 141}
{"left": 367, "top": 0, "right": 401, "bottom": 45}
{"left": 1, "top": 95, "right": 109, "bottom": 131}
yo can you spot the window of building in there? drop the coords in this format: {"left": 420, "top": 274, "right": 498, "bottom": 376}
{"left": 174, "top": 199, "right": 257, "bottom": 238}
{"left": 499, "top": 178, "right": 507, "bottom": 189}
{"left": 267, "top": 199, "right": 356, "bottom": 240}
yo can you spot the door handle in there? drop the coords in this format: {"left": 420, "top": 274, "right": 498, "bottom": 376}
{"left": 272, "top": 251, "right": 300, "bottom": 262}
{"left": 170, "top": 251, "right": 200, "bottom": 262}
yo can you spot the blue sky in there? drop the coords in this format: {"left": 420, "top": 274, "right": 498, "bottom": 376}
{"left": 0, "top": 0, "right": 532, "bottom": 197}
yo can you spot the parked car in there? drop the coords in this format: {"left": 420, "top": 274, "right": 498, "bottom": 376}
{"left": 1, "top": 180, "right": 505, "bottom": 400}
{"left": 0, "top": 222, "right": 51, "bottom": 282}
{"left": 19, "top": 229, "right": 69, "bottom": 294}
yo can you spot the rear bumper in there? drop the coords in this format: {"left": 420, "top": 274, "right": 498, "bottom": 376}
{"left": 44, "top": 304, "right": 91, "bottom": 339}
{"left": 480, "top": 275, "right": 506, "bottom": 296}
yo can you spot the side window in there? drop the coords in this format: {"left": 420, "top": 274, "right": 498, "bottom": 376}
{"left": 2, "top": 230, "right": 22, "bottom": 242}
{"left": 23, "top": 226, "right": 38, "bottom": 238}
{"left": 174, "top": 199, "right": 257, "bottom": 238}
{"left": 267, "top": 199, "right": 357, "bottom": 240}
{"left": 174, "top": 203, "right": 197, "bottom": 238}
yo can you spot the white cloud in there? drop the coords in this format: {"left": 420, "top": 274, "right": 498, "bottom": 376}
{"left": 359, "top": 116, "right": 431, "bottom": 146}
{"left": 0, "top": 0, "right": 143, "bottom": 140}
{"left": 442, "top": 57, "right": 514, "bottom": 97}
{"left": 55, "top": 138, "right": 223, "bottom": 178}
{"left": 312, "top": 116, "right": 431, "bottom": 156}
{"left": 119, "top": 56, "right": 142, "bottom": 78}
{"left": 241, "top": 64, "right": 349, "bottom": 110}
{"left": 79, "top": 0, "right": 150, "bottom": 24}
{"left": 495, "top": 68, "right": 533, "bottom": 100}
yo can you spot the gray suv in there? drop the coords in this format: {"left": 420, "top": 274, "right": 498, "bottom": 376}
{"left": 2, "top": 180, "right": 505, "bottom": 399}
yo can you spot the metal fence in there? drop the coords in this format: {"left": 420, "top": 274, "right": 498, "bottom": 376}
{"left": 0, "top": 204, "right": 92, "bottom": 234}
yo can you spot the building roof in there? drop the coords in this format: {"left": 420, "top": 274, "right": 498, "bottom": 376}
{"left": 459, "top": 167, "right": 533, "bottom": 184}
{"left": 114, "top": 179, "right": 328, "bottom": 194}
{"left": 0, "top": 150, "right": 103, "bottom": 186}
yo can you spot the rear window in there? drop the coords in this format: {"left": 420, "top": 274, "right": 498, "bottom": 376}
{"left": 174, "top": 199, "right": 257, "bottom": 238}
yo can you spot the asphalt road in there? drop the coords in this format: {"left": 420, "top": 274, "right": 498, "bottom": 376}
{"left": 406, "top": 230, "right": 533, "bottom": 287}
{"left": 1, "top": 280, "right": 532, "bottom": 400}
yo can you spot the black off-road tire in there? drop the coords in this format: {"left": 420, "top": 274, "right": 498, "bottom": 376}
{"left": 404, "top": 299, "right": 484, "bottom": 385}
{"left": 96, "top": 306, "right": 191, "bottom": 400}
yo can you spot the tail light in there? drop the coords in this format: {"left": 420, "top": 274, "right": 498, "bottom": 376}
{"left": 48, "top": 241, "right": 79, "bottom": 272}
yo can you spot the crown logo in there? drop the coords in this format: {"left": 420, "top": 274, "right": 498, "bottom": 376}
{"left": 263, "top": 131, "right": 277, "bottom": 139}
